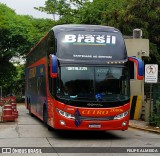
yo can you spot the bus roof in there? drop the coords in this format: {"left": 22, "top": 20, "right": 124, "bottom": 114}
{"left": 52, "top": 24, "right": 120, "bottom": 35}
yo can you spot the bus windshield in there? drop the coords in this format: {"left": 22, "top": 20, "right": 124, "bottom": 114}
{"left": 57, "top": 66, "right": 130, "bottom": 102}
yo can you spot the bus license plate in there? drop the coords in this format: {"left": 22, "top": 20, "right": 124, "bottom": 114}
{"left": 88, "top": 124, "right": 101, "bottom": 128}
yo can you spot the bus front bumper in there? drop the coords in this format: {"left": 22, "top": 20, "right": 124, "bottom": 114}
{"left": 53, "top": 115, "right": 129, "bottom": 131}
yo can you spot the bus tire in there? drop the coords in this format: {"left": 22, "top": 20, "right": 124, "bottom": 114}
{"left": 29, "top": 104, "right": 34, "bottom": 117}
{"left": 43, "top": 105, "right": 47, "bottom": 125}
{"left": 26, "top": 98, "right": 29, "bottom": 109}
{"left": 48, "top": 125, "right": 53, "bottom": 131}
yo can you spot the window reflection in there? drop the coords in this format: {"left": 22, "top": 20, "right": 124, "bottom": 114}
{"left": 57, "top": 66, "right": 129, "bottom": 102}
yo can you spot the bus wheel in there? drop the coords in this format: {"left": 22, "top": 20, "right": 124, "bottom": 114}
{"left": 29, "top": 104, "right": 34, "bottom": 117}
{"left": 26, "top": 98, "right": 29, "bottom": 109}
{"left": 48, "top": 125, "right": 53, "bottom": 131}
{"left": 43, "top": 105, "right": 47, "bottom": 125}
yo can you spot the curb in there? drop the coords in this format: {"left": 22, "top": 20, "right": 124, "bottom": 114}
{"left": 129, "top": 124, "right": 160, "bottom": 134}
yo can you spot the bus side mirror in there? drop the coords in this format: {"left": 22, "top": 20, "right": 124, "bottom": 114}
{"left": 50, "top": 54, "right": 58, "bottom": 78}
{"left": 128, "top": 56, "right": 144, "bottom": 80}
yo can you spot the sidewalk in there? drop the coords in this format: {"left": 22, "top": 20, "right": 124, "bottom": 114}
{"left": 129, "top": 120, "right": 160, "bottom": 134}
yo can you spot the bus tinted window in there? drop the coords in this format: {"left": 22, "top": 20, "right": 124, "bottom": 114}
{"left": 56, "top": 66, "right": 129, "bottom": 102}
{"left": 56, "top": 31, "right": 127, "bottom": 62}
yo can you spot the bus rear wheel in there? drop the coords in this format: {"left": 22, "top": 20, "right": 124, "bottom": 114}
{"left": 43, "top": 105, "right": 47, "bottom": 125}
{"left": 29, "top": 105, "right": 34, "bottom": 117}
{"left": 47, "top": 125, "right": 53, "bottom": 131}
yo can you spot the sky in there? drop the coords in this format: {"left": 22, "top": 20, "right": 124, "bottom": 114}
{"left": 0, "top": 0, "right": 53, "bottom": 19}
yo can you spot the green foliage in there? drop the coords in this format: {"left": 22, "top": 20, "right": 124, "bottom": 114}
{"left": 150, "top": 113, "right": 160, "bottom": 127}
{"left": 150, "top": 94, "right": 160, "bottom": 127}
{"left": 34, "top": 0, "right": 72, "bottom": 21}
{"left": 122, "top": 0, "right": 160, "bottom": 40}
{"left": 16, "top": 95, "right": 25, "bottom": 103}
{"left": 0, "top": 61, "right": 17, "bottom": 95}
{"left": 75, "top": 0, "right": 127, "bottom": 25}
{"left": 24, "top": 16, "right": 56, "bottom": 44}
{"left": 121, "top": 0, "right": 160, "bottom": 63}
{"left": 34, "top": 0, "right": 89, "bottom": 23}
{"left": 12, "top": 65, "right": 25, "bottom": 96}
{"left": 0, "top": 3, "right": 55, "bottom": 95}
{"left": 0, "top": 4, "right": 33, "bottom": 61}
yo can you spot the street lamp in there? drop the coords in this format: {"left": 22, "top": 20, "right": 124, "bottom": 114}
{"left": 0, "top": 86, "right": 2, "bottom": 100}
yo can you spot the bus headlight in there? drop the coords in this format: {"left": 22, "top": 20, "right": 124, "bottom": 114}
{"left": 114, "top": 111, "right": 129, "bottom": 120}
{"left": 56, "top": 108, "right": 75, "bottom": 119}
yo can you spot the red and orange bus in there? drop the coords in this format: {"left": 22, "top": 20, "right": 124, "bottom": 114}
{"left": 25, "top": 24, "right": 144, "bottom": 130}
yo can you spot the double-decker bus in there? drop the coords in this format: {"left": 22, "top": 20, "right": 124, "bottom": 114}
{"left": 25, "top": 24, "right": 144, "bottom": 130}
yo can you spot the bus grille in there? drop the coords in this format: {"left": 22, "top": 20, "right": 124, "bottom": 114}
{"left": 79, "top": 116, "right": 114, "bottom": 121}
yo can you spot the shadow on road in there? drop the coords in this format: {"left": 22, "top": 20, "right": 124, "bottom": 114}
{"left": 52, "top": 130, "right": 125, "bottom": 140}
{"left": 26, "top": 112, "right": 126, "bottom": 141}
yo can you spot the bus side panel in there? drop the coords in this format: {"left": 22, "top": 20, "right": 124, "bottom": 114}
{"left": 25, "top": 57, "right": 48, "bottom": 121}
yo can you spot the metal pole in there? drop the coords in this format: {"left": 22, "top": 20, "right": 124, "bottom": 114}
{"left": 0, "top": 86, "right": 2, "bottom": 100}
{"left": 150, "top": 83, "right": 152, "bottom": 116}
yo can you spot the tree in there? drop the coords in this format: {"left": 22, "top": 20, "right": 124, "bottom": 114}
{"left": 0, "top": 61, "right": 17, "bottom": 95}
{"left": 0, "top": 3, "right": 55, "bottom": 95}
{"left": 34, "top": 0, "right": 89, "bottom": 22}
{"left": 34, "top": 0, "right": 71, "bottom": 20}
{"left": 0, "top": 4, "right": 31, "bottom": 94}
{"left": 121, "top": 0, "right": 160, "bottom": 64}
{"left": 0, "top": 4, "right": 34, "bottom": 61}
{"left": 12, "top": 65, "right": 25, "bottom": 100}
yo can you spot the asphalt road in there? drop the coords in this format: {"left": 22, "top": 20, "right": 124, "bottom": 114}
{"left": 0, "top": 104, "right": 160, "bottom": 156}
